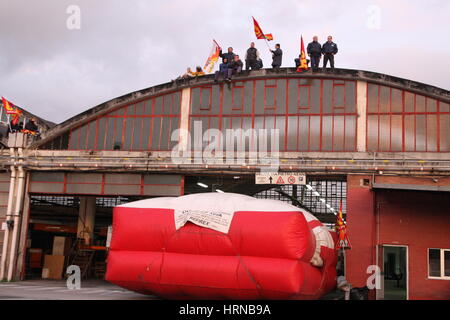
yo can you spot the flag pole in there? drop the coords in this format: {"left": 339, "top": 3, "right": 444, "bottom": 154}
{"left": 264, "top": 37, "right": 272, "bottom": 52}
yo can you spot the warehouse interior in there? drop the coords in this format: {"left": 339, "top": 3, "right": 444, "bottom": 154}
{"left": 23, "top": 174, "right": 347, "bottom": 280}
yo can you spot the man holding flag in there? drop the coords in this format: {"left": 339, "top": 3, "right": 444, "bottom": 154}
{"left": 270, "top": 44, "right": 283, "bottom": 71}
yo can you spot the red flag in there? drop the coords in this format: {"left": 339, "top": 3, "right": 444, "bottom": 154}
{"left": 297, "top": 36, "right": 309, "bottom": 72}
{"left": 252, "top": 17, "right": 273, "bottom": 41}
{"left": 2, "top": 97, "right": 17, "bottom": 114}
{"left": 2, "top": 97, "right": 23, "bottom": 125}
{"left": 335, "top": 200, "right": 351, "bottom": 250}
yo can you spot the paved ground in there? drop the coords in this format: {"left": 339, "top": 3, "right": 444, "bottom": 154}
{"left": 0, "top": 279, "right": 157, "bottom": 300}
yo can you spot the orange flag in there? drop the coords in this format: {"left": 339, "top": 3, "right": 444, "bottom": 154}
{"left": 297, "top": 36, "right": 309, "bottom": 72}
{"left": 335, "top": 200, "right": 351, "bottom": 250}
{"left": 204, "top": 40, "right": 221, "bottom": 73}
{"left": 252, "top": 17, "right": 273, "bottom": 41}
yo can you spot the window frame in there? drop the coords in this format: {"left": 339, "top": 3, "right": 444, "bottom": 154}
{"left": 428, "top": 248, "right": 450, "bottom": 280}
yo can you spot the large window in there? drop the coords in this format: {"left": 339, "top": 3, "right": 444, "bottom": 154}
{"left": 428, "top": 248, "right": 450, "bottom": 279}
{"left": 367, "top": 84, "right": 450, "bottom": 152}
{"left": 53, "top": 91, "right": 182, "bottom": 151}
{"left": 189, "top": 78, "right": 358, "bottom": 152}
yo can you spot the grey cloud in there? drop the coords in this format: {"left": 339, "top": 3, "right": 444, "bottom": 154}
{"left": 0, "top": 0, "right": 448, "bottom": 123}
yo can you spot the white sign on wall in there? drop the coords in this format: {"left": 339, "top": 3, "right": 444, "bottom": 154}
{"left": 255, "top": 172, "right": 306, "bottom": 185}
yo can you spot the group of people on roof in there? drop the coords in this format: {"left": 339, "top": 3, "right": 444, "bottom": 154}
{"left": 176, "top": 35, "right": 338, "bottom": 84}
{"left": 8, "top": 117, "right": 40, "bottom": 136}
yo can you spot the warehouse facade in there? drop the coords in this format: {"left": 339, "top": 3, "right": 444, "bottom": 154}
{"left": 0, "top": 68, "right": 449, "bottom": 299}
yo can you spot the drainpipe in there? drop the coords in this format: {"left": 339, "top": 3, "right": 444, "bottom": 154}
{"left": 0, "top": 148, "right": 17, "bottom": 280}
{"left": 7, "top": 147, "right": 25, "bottom": 281}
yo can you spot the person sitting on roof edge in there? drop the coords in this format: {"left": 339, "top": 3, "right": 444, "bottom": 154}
{"left": 226, "top": 55, "right": 243, "bottom": 82}
{"left": 214, "top": 58, "right": 230, "bottom": 83}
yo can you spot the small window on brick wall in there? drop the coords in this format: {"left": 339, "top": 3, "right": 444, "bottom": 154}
{"left": 428, "top": 248, "right": 450, "bottom": 279}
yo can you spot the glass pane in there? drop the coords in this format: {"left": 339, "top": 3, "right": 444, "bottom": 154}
{"left": 391, "top": 115, "right": 403, "bottom": 151}
{"left": 427, "top": 115, "right": 438, "bottom": 152}
{"left": 440, "top": 115, "right": 450, "bottom": 152}
{"left": 367, "top": 115, "right": 378, "bottom": 151}
{"left": 310, "top": 116, "right": 320, "bottom": 151}
{"left": 415, "top": 115, "right": 426, "bottom": 151}
{"left": 367, "top": 84, "right": 379, "bottom": 113}
{"left": 416, "top": 95, "right": 426, "bottom": 112}
{"left": 391, "top": 89, "right": 403, "bottom": 113}
{"left": 405, "top": 92, "right": 415, "bottom": 112}
{"left": 445, "top": 251, "right": 450, "bottom": 277}
{"left": 322, "top": 116, "right": 333, "bottom": 151}
{"left": 428, "top": 249, "right": 441, "bottom": 277}
{"left": 333, "top": 116, "right": 345, "bottom": 151}
{"left": 87, "top": 122, "right": 96, "bottom": 150}
{"left": 404, "top": 115, "right": 415, "bottom": 151}
{"left": 298, "top": 116, "right": 309, "bottom": 151}
{"left": 379, "top": 115, "right": 390, "bottom": 151}
{"left": 379, "top": 86, "right": 390, "bottom": 113}
{"left": 344, "top": 116, "right": 356, "bottom": 151}
{"left": 78, "top": 125, "right": 87, "bottom": 150}
{"left": 287, "top": 116, "right": 298, "bottom": 150}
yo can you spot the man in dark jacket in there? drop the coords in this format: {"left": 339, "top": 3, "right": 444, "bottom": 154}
{"left": 322, "top": 36, "right": 338, "bottom": 70}
{"left": 227, "top": 55, "right": 244, "bottom": 81}
{"left": 307, "top": 36, "right": 322, "bottom": 72}
{"left": 24, "top": 117, "right": 39, "bottom": 133}
{"left": 270, "top": 44, "right": 282, "bottom": 71}
{"left": 245, "top": 42, "right": 260, "bottom": 70}
{"left": 219, "top": 47, "right": 235, "bottom": 64}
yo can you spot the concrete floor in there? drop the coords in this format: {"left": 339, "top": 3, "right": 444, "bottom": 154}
{"left": 0, "top": 279, "right": 157, "bottom": 300}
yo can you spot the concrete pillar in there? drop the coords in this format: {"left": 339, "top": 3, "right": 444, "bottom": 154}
{"left": 356, "top": 81, "right": 368, "bottom": 152}
{"left": 178, "top": 87, "right": 191, "bottom": 151}
{"left": 77, "top": 197, "right": 96, "bottom": 245}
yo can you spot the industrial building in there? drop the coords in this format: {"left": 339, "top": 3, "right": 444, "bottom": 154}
{"left": 0, "top": 67, "right": 449, "bottom": 299}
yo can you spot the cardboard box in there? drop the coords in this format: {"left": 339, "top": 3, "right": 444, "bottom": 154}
{"left": 29, "top": 248, "right": 43, "bottom": 269}
{"left": 42, "top": 255, "right": 65, "bottom": 280}
{"left": 52, "top": 236, "right": 72, "bottom": 256}
{"left": 42, "top": 268, "right": 49, "bottom": 279}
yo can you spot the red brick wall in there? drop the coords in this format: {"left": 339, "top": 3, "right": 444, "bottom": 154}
{"left": 346, "top": 174, "right": 450, "bottom": 300}
{"left": 346, "top": 175, "right": 376, "bottom": 288}
{"left": 376, "top": 190, "right": 450, "bottom": 300}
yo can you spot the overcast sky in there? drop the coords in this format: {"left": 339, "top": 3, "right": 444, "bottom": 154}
{"left": 0, "top": 0, "right": 449, "bottom": 123}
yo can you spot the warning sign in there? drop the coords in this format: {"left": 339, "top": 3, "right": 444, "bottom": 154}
{"left": 276, "top": 176, "right": 285, "bottom": 184}
{"left": 255, "top": 172, "right": 306, "bottom": 185}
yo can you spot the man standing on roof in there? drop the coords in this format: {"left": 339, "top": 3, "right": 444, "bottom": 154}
{"left": 322, "top": 36, "right": 338, "bottom": 70}
{"left": 245, "top": 42, "right": 260, "bottom": 70}
{"left": 270, "top": 44, "right": 283, "bottom": 71}
{"left": 307, "top": 36, "right": 322, "bottom": 72}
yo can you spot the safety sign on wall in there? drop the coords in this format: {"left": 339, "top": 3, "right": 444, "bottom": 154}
{"left": 255, "top": 172, "right": 306, "bottom": 185}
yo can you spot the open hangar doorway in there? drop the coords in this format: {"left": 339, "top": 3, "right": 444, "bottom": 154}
{"left": 24, "top": 194, "right": 145, "bottom": 280}
{"left": 183, "top": 173, "right": 348, "bottom": 280}
{"left": 183, "top": 174, "right": 347, "bottom": 225}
